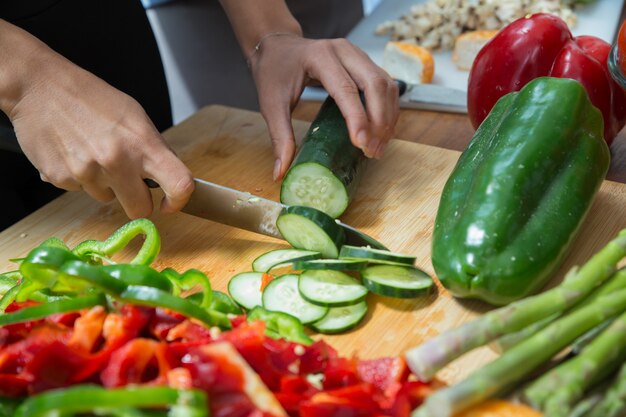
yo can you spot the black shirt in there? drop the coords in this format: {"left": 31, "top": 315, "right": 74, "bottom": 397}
{"left": 0, "top": 0, "right": 62, "bottom": 21}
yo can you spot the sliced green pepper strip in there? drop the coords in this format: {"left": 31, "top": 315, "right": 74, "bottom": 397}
{"left": 13, "top": 385, "right": 208, "bottom": 417}
{"left": 0, "top": 283, "right": 22, "bottom": 313}
{"left": 210, "top": 290, "right": 243, "bottom": 315}
{"left": 19, "top": 246, "right": 84, "bottom": 294}
{"left": 59, "top": 262, "right": 173, "bottom": 295}
{"left": 38, "top": 237, "right": 70, "bottom": 250}
{"left": 120, "top": 285, "right": 231, "bottom": 329}
{"left": 162, "top": 268, "right": 212, "bottom": 309}
{"left": 72, "top": 219, "right": 161, "bottom": 266}
{"left": 0, "top": 271, "right": 20, "bottom": 295}
{"left": 247, "top": 306, "right": 313, "bottom": 345}
{"left": 0, "top": 292, "right": 107, "bottom": 326}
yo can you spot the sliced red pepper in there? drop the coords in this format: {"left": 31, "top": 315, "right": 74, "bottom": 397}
{"left": 300, "top": 384, "right": 383, "bottom": 417}
{"left": 356, "top": 356, "right": 409, "bottom": 394}
{"left": 100, "top": 338, "right": 166, "bottom": 387}
{"left": 299, "top": 340, "right": 338, "bottom": 375}
{"left": 323, "top": 357, "right": 359, "bottom": 390}
{"left": 389, "top": 381, "right": 436, "bottom": 417}
{"left": 260, "top": 273, "right": 274, "bottom": 292}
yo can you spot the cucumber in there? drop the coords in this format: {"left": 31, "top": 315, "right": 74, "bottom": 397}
{"left": 280, "top": 96, "right": 366, "bottom": 218}
{"left": 339, "top": 245, "right": 416, "bottom": 266}
{"left": 298, "top": 270, "right": 368, "bottom": 307}
{"left": 361, "top": 265, "right": 433, "bottom": 298}
{"left": 252, "top": 249, "right": 321, "bottom": 273}
{"left": 292, "top": 259, "right": 367, "bottom": 271}
{"left": 227, "top": 272, "right": 265, "bottom": 310}
{"left": 310, "top": 301, "right": 368, "bottom": 334}
{"left": 276, "top": 206, "right": 345, "bottom": 258}
{"left": 262, "top": 274, "right": 328, "bottom": 324}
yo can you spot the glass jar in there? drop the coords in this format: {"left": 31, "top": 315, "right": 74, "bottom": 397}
{"left": 609, "top": 20, "right": 626, "bottom": 90}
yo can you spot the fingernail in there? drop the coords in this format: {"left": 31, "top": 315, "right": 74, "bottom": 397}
{"left": 356, "top": 130, "right": 368, "bottom": 149}
{"left": 365, "top": 140, "right": 379, "bottom": 158}
{"left": 273, "top": 159, "right": 282, "bottom": 181}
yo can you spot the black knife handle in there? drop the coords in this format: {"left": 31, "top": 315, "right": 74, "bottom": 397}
{"left": 395, "top": 79, "right": 408, "bottom": 96}
{"left": 144, "top": 178, "right": 160, "bottom": 189}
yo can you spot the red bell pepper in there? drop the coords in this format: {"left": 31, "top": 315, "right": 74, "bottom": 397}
{"left": 468, "top": 13, "right": 626, "bottom": 144}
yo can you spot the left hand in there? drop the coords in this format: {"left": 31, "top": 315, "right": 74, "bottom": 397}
{"left": 249, "top": 35, "right": 399, "bottom": 180}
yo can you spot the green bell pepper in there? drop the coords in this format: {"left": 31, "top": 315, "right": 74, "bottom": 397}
{"left": 0, "top": 293, "right": 107, "bottom": 326}
{"left": 247, "top": 306, "right": 313, "bottom": 345}
{"left": 13, "top": 385, "right": 208, "bottom": 417}
{"left": 432, "top": 77, "right": 610, "bottom": 305}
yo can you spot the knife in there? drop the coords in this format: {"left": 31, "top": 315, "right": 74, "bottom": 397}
{"left": 301, "top": 81, "right": 467, "bottom": 114}
{"left": 395, "top": 80, "right": 468, "bottom": 114}
{"left": 146, "top": 178, "right": 387, "bottom": 250}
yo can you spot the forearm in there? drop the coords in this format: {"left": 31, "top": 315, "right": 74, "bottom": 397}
{"left": 0, "top": 19, "right": 52, "bottom": 117}
{"left": 218, "top": 0, "right": 302, "bottom": 61}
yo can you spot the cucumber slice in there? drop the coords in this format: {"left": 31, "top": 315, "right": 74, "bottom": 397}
{"left": 262, "top": 274, "right": 328, "bottom": 324}
{"left": 339, "top": 245, "right": 416, "bottom": 266}
{"left": 227, "top": 272, "right": 265, "bottom": 310}
{"left": 252, "top": 249, "right": 321, "bottom": 273}
{"left": 310, "top": 301, "right": 368, "bottom": 334}
{"left": 292, "top": 259, "right": 367, "bottom": 271}
{"left": 298, "top": 270, "right": 368, "bottom": 307}
{"left": 280, "top": 96, "right": 366, "bottom": 218}
{"left": 276, "top": 206, "right": 345, "bottom": 258}
{"left": 281, "top": 163, "right": 349, "bottom": 219}
{"left": 361, "top": 265, "right": 434, "bottom": 298}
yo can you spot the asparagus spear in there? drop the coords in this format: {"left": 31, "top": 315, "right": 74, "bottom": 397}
{"left": 494, "top": 268, "right": 626, "bottom": 353}
{"left": 412, "top": 287, "right": 626, "bottom": 417}
{"left": 524, "top": 310, "right": 626, "bottom": 414}
{"left": 587, "top": 361, "right": 626, "bottom": 417}
{"left": 405, "top": 231, "right": 626, "bottom": 381}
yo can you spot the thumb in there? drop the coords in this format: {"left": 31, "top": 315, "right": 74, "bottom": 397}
{"left": 259, "top": 94, "right": 297, "bottom": 181}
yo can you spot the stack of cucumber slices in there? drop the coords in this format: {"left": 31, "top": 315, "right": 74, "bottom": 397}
{"left": 228, "top": 206, "right": 434, "bottom": 335}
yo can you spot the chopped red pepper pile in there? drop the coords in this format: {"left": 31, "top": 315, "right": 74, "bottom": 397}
{"left": 0, "top": 301, "right": 432, "bottom": 417}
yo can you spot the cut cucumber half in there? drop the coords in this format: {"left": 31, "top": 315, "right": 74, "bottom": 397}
{"left": 292, "top": 259, "right": 367, "bottom": 271}
{"left": 339, "top": 245, "right": 416, "bottom": 266}
{"left": 280, "top": 96, "right": 366, "bottom": 219}
{"left": 262, "top": 274, "right": 328, "bottom": 324}
{"left": 227, "top": 272, "right": 265, "bottom": 310}
{"left": 310, "top": 301, "right": 368, "bottom": 334}
{"left": 361, "top": 265, "right": 433, "bottom": 298}
{"left": 281, "top": 163, "right": 349, "bottom": 218}
{"left": 276, "top": 206, "right": 345, "bottom": 258}
{"left": 298, "top": 270, "right": 368, "bottom": 307}
{"left": 252, "top": 249, "right": 321, "bottom": 273}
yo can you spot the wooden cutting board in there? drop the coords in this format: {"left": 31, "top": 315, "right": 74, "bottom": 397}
{"left": 2, "top": 105, "right": 626, "bottom": 384}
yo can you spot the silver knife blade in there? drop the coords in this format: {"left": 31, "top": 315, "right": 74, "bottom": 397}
{"left": 399, "top": 83, "right": 468, "bottom": 114}
{"left": 181, "top": 178, "right": 387, "bottom": 249}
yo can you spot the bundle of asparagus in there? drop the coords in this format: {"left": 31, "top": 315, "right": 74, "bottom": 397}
{"left": 406, "top": 229, "right": 626, "bottom": 417}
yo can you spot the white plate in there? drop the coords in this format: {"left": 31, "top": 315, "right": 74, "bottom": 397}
{"left": 301, "top": 0, "right": 624, "bottom": 100}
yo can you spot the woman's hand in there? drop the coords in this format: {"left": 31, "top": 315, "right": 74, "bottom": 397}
{"left": 249, "top": 35, "right": 400, "bottom": 180}
{"left": 1, "top": 24, "right": 194, "bottom": 219}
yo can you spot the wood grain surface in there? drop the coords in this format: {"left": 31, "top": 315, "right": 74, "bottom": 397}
{"left": 2, "top": 105, "right": 626, "bottom": 384}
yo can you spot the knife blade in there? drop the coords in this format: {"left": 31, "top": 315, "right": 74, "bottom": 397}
{"left": 395, "top": 80, "right": 468, "bottom": 114}
{"left": 301, "top": 81, "right": 467, "bottom": 114}
{"left": 147, "top": 178, "right": 387, "bottom": 249}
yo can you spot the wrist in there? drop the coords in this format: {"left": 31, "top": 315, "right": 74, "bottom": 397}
{"left": 246, "top": 31, "right": 301, "bottom": 68}
{"left": 0, "top": 20, "right": 53, "bottom": 117}
{"left": 219, "top": 0, "right": 303, "bottom": 61}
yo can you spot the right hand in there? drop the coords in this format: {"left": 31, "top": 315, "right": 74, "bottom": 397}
{"left": 6, "top": 50, "right": 194, "bottom": 219}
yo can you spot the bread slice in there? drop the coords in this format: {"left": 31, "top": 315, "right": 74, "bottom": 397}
{"left": 452, "top": 30, "right": 498, "bottom": 71}
{"left": 382, "top": 41, "right": 434, "bottom": 84}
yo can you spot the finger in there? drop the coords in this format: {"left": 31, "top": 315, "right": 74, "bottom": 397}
{"left": 109, "top": 174, "right": 154, "bottom": 219}
{"left": 304, "top": 43, "right": 371, "bottom": 156}
{"left": 81, "top": 182, "right": 115, "bottom": 203}
{"left": 333, "top": 41, "right": 399, "bottom": 157}
{"left": 258, "top": 88, "right": 297, "bottom": 181}
{"left": 39, "top": 172, "right": 82, "bottom": 192}
{"left": 144, "top": 148, "right": 194, "bottom": 214}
